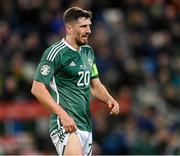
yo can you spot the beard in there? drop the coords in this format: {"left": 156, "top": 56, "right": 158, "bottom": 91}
{"left": 76, "top": 35, "right": 89, "bottom": 46}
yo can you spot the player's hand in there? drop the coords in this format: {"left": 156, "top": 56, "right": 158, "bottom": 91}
{"left": 60, "top": 113, "right": 77, "bottom": 133}
{"left": 107, "top": 98, "right": 119, "bottom": 115}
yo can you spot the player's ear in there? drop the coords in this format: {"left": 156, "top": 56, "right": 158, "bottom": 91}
{"left": 65, "top": 24, "right": 73, "bottom": 34}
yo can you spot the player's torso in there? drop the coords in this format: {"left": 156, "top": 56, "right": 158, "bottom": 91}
{"left": 55, "top": 46, "right": 94, "bottom": 88}
{"left": 49, "top": 44, "right": 94, "bottom": 132}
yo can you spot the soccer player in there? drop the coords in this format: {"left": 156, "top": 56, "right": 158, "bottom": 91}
{"left": 31, "top": 7, "right": 119, "bottom": 155}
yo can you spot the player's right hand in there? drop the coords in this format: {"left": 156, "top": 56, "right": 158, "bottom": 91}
{"left": 60, "top": 113, "right": 77, "bottom": 133}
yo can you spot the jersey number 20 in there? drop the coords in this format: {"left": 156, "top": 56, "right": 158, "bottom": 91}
{"left": 77, "top": 71, "right": 90, "bottom": 86}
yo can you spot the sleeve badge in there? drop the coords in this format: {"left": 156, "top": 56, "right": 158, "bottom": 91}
{"left": 40, "top": 65, "right": 50, "bottom": 76}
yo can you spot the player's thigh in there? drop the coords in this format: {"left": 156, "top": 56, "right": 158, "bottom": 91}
{"left": 77, "top": 130, "right": 92, "bottom": 155}
{"left": 64, "top": 132, "right": 83, "bottom": 155}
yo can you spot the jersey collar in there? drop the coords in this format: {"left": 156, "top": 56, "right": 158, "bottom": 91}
{"left": 62, "top": 38, "right": 80, "bottom": 52}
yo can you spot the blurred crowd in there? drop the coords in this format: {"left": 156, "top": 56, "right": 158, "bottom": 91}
{"left": 0, "top": 0, "right": 180, "bottom": 155}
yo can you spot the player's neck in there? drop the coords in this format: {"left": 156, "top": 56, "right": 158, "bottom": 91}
{"left": 65, "top": 36, "right": 80, "bottom": 51}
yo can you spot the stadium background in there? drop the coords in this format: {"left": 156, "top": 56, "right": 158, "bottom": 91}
{"left": 0, "top": 0, "right": 180, "bottom": 154}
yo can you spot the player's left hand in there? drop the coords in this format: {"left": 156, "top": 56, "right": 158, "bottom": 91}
{"left": 107, "top": 98, "right": 119, "bottom": 115}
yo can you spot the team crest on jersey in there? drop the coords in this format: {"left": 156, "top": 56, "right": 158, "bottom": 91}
{"left": 88, "top": 58, "right": 93, "bottom": 66}
{"left": 40, "top": 65, "right": 50, "bottom": 76}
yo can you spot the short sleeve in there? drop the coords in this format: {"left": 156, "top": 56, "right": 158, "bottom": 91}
{"left": 33, "top": 48, "right": 61, "bottom": 85}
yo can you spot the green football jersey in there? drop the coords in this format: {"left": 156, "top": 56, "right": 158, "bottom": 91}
{"left": 34, "top": 38, "right": 98, "bottom": 132}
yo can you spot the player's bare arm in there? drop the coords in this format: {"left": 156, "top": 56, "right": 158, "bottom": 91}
{"left": 90, "top": 78, "right": 119, "bottom": 115}
{"left": 31, "top": 80, "right": 77, "bottom": 133}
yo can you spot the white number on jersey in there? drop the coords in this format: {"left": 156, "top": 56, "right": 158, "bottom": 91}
{"left": 77, "top": 71, "right": 90, "bottom": 86}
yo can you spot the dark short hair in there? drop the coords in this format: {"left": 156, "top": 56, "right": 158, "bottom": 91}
{"left": 63, "top": 7, "right": 92, "bottom": 24}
